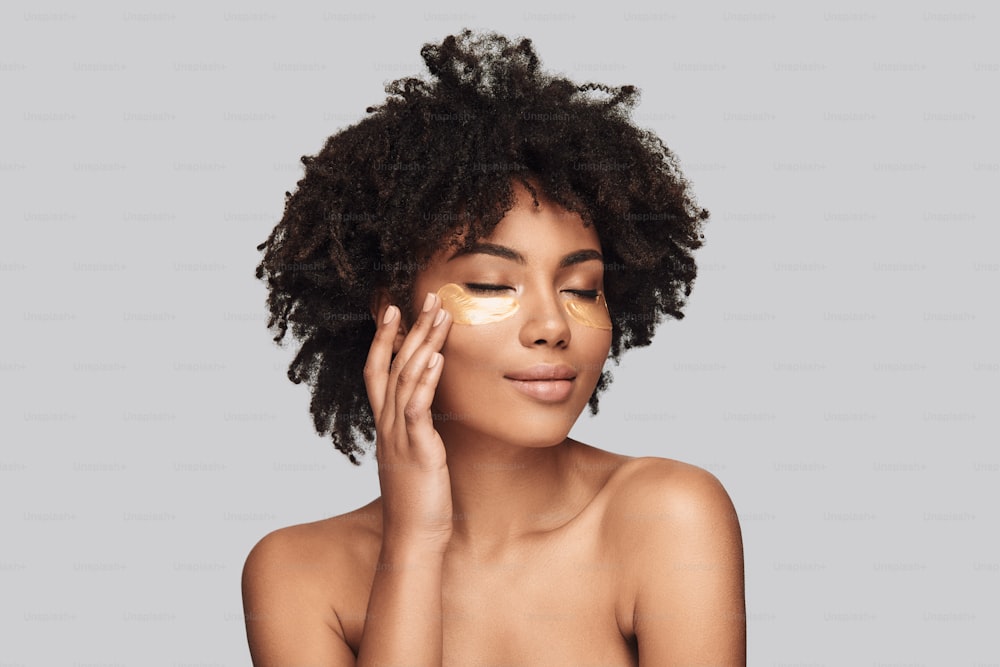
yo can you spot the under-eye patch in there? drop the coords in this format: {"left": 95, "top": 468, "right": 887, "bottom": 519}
{"left": 436, "top": 283, "right": 612, "bottom": 330}
{"left": 436, "top": 283, "right": 519, "bottom": 325}
{"left": 563, "top": 295, "right": 612, "bottom": 331}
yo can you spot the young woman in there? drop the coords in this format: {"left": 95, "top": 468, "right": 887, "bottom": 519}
{"left": 244, "top": 29, "right": 745, "bottom": 666}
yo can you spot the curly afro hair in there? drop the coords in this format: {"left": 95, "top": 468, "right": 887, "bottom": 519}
{"left": 255, "top": 29, "right": 708, "bottom": 465}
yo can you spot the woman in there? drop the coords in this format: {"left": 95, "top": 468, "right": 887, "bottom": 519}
{"left": 244, "top": 29, "right": 745, "bottom": 666}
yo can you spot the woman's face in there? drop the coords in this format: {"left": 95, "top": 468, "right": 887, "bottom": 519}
{"left": 410, "top": 183, "right": 613, "bottom": 450}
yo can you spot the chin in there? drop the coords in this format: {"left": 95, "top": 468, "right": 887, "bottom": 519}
{"left": 432, "top": 372, "right": 596, "bottom": 450}
{"left": 502, "top": 424, "right": 573, "bottom": 450}
{"left": 435, "top": 404, "right": 578, "bottom": 450}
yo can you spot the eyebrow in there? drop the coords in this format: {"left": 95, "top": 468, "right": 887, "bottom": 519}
{"left": 447, "top": 242, "right": 603, "bottom": 268}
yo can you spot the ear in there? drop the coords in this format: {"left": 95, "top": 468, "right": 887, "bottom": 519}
{"left": 370, "top": 288, "right": 409, "bottom": 354}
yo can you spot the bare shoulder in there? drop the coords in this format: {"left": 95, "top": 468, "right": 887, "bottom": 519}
{"left": 565, "top": 443, "right": 737, "bottom": 520}
{"left": 241, "top": 500, "right": 381, "bottom": 665}
{"left": 602, "top": 456, "right": 746, "bottom": 663}
{"left": 606, "top": 456, "right": 740, "bottom": 521}
{"left": 243, "top": 499, "right": 381, "bottom": 591}
{"left": 603, "top": 456, "right": 743, "bottom": 565}
{"left": 568, "top": 445, "right": 740, "bottom": 548}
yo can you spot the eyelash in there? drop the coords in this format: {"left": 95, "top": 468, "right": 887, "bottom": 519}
{"left": 464, "top": 283, "right": 509, "bottom": 293}
{"left": 464, "top": 283, "right": 601, "bottom": 300}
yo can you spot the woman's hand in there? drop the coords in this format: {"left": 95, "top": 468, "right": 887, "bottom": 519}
{"left": 364, "top": 291, "right": 454, "bottom": 552}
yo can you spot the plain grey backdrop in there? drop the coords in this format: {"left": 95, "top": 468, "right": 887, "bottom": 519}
{"left": 3, "top": 1, "right": 997, "bottom": 665}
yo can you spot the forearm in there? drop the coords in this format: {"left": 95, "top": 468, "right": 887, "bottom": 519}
{"left": 355, "top": 541, "right": 446, "bottom": 667}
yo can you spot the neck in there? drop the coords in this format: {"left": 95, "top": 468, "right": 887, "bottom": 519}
{"left": 437, "top": 429, "right": 586, "bottom": 555}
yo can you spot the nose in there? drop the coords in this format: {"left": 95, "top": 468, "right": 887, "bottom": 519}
{"left": 518, "top": 287, "right": 571, "bottom": 349}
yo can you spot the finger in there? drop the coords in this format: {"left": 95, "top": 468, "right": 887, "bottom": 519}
{"left": 424, "top": 301, "right": 453, "bottom": 349}
{"left": 402, "top": 352, "right": 447, "bottom": 462}
{"left": 363, "top": 304, "right": 400, "bottom": 420}
{"left": 392, "top": 307, "right": 451, "bottom": 426}
{"left": 386, "top": 291, "right": 441, "bottom": 393}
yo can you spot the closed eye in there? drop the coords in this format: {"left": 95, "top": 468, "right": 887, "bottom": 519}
{"left": 464, "top": 283, "right": 512, "bottom": 294}
{"left": 563, "top": 289, "right": 601, "bottom": 300}
{"left": 465, "top": 284, "right": 601, "bottom": 300}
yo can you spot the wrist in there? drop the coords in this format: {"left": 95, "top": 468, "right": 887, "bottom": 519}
{"left": 379, "top": 535, "right": 451, "bottom": 565}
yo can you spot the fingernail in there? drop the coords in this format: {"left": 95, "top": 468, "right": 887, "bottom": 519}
{"left": 422, "top": 292, "right": 436, "bottom": 312}
{"left": 428, "top": 353, "right": 441, "bottom": 368}
{"left": 382, "top": 306, "right": 396, "bottom": 324}
{"left": 433, "top": 309, "right": 446, "bottom": 327}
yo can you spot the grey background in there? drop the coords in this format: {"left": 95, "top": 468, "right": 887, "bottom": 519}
{"left": 2, "top": 1, "right": 997, "bottom": 665}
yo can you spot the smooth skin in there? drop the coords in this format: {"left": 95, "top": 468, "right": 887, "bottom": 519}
{"left": 242, "top": 182, "right": 746, "bottom": 666}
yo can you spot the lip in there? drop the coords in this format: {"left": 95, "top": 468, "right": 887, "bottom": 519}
{"left": 504, "top": 365, "right": 577, "bottom": 381}
{"left": 506, "top": 378, "right": 575, "bottom": 402}
{"left": 503, "top": 365, "right": 577, "bottom": 403}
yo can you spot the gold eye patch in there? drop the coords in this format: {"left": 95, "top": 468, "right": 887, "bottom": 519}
{"left": 436, "top": 283, "right": 612, "bottom": 330}
{"left": 436, "top": 283, "right": 519, "bottom": 325}
{"left": 564, "top": 295, "right": 612, "bottom": 331}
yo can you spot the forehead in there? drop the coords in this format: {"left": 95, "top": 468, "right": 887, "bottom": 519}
{"left": 490, "top": 202, "right": 597, "bottom": 244}
{"left": 437, "top": 183, "right": 601, "bottom": 263}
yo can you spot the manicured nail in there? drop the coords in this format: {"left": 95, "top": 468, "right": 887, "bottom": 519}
{"left": 428, "top": 353, "right": 441, "bottom": 368}
{"left": 433, "top": 309, "right": 446, "bottom": 327}
{"left": 422, "top": 292, "right": 436, "bottom": 312}
{"left": 382, "top": 306, "right": 397, "bottom": 324}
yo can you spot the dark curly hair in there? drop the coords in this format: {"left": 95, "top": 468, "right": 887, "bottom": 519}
{"left": 255, "top": 29, "right": 708, "bottom": 465}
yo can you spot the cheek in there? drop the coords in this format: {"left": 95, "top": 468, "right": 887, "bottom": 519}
{"left": 437, "top": 324, "right": 506, "bottom": 386}
{"left": 431, "top": 330, "right": 505, "bottom": 424}
{"left": 580, "top": 332, "right": 613, "bottom": 381}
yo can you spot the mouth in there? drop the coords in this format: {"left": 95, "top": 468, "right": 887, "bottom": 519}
{"left": 503, "top": 364, "right": 577, "bottom": 382}
{"left": 503, "top": 365, "right": 578, "bottom": 402}
{"left": 504, "top": 377, "right": 575, "bottom": 402}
